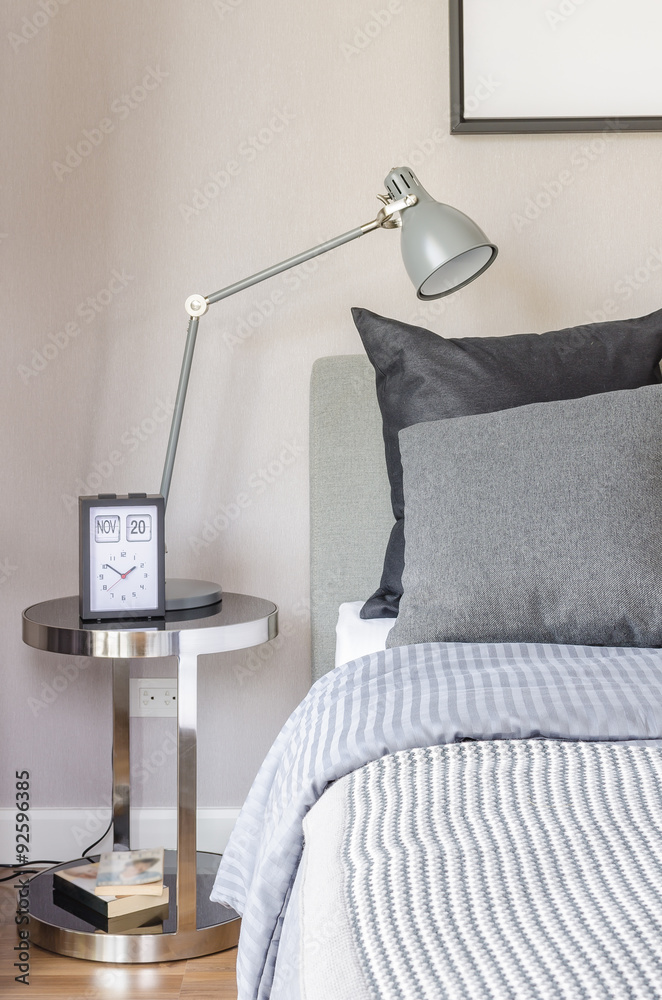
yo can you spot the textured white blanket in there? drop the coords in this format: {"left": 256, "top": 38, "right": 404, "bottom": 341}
{"left": 300, "top": 740, "right": 662, "bottom": 1000}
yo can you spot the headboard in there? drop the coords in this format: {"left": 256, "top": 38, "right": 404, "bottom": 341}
{"left": 309, "top": 355, "right": 393, "bottom": 682}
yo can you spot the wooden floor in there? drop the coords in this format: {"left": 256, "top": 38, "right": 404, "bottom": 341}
{"left": 0, "top": 882, "right": 238, "bottom": 998}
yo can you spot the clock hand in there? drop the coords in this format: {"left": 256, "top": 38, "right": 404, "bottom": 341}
{"left": 106, "top": 566, "right": 138, "bottom": 591}
{"left": 103, "top": 563, "right": 123, "bottom": 577}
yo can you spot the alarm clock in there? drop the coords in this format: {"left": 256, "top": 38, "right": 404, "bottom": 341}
{"left": 79, "top": 493, "right": 166, "bottom": 621}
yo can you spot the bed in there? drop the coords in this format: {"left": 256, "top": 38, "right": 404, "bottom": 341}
{"left": 212, "top": 307, "right": 662, "bottom": 1000}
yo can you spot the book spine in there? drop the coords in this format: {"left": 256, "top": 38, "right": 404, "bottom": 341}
{"left": 53, "top": 875, "right": 109, "bottom": 916}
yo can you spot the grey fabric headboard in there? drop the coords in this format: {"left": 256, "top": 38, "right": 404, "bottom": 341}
{"left": 309, "top": 355, "right": 393, "bottom": 682}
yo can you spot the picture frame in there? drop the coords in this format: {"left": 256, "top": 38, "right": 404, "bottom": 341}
{"left": 449, "top": 0, "right": 662, "bottom": 134}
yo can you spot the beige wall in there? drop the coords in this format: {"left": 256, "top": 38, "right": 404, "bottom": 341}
{"left": 2, "top": 0, "right": 662, "bottom": 816}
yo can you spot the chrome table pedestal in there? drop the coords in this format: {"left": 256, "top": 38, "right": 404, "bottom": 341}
{"left": 22, "top": 593, "right": 278, "bottom": 963}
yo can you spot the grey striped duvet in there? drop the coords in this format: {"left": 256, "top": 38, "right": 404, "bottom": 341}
{"left": 210, "top": 642, "right": 662, "bottom": 1000}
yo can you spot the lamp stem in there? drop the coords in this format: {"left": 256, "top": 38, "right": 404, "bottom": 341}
{"left": 160, "top": 220, "right": 383, "bottom": 507}
{"left": 160, "top": 314, "right": 199, "bottom": 507}
{"left": 205, "top": 224, "right": 372, "bottom": 306}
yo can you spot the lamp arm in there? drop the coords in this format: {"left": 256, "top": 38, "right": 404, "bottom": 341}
{"left": 159, "top": 195, "right": 416, "bottom": 507}
{"left": 160, "top": 312, "right": 201, "bottom": 506}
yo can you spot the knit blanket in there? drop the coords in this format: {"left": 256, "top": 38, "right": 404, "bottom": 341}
{"left": 297, "top": 740, "right": 662, "bottom": 999}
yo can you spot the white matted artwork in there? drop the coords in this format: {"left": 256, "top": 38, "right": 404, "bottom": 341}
{"left": 449, "top": 0, "right": 662, "bottom": 132}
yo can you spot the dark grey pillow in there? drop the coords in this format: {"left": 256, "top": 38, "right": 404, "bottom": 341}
{"left": 353, "top": 306, "right": 662, "bottom": 619}
{"left": 386, "top": 385, "right": 662, "bottom": 649}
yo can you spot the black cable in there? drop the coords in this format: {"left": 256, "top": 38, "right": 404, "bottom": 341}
{"left": 1, "top": 861, "right": 60, "bottom": 868}
{"left": 82, "top": 814, "right": 114, "bottom": 858}
{"left": 0, "top": 863, "right": 59, "bottom": 883}
{"left": 3, "top": 752, "right": 123, "bottom": 881}
{"left": 0, "top": 815, "right": 114, "bottom": 882}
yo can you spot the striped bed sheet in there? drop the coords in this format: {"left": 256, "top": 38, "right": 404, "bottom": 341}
{"left": 210, "top": 641, "right": 662, "bottom": 1000}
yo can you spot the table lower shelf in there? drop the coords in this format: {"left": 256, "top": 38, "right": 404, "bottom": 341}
{"left": 28, "top": 850, "right": 240, "bottom": 963}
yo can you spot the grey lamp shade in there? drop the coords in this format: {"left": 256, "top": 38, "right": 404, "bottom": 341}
{"left": 385, "top": 167, "right": 497, "bottom": 300}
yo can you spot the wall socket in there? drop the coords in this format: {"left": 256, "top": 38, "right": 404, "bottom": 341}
{"left": 129, "top": 678, "right": 177, "bottom": 718}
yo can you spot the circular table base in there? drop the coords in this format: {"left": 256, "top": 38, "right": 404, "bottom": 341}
{"left": 28, "top": 851, "right": 240, "bottom": 963}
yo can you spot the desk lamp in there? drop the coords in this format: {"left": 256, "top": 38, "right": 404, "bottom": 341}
{"left": 162, "top": 166, "right": 497, "bottom": 610}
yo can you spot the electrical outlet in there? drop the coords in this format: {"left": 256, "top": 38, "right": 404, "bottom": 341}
{"left": 130, "top": 678, "right": 177, "bottom": 717}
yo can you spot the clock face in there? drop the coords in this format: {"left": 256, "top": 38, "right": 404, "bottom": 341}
{"left": 89, "top": 505, "right": 159, "bottom": 613}
{"left": 79, "top": 495, "right": 165, "bottom": 619}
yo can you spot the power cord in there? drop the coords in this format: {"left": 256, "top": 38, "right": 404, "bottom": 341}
{"left": 82, "top": 814, "right": 114, "bottom": 858}
{"left": 0, "top": 814, "right": 114, "bottom": 882}
{"left": 2, "top": 747, "right": 116, "bottom": 881}
{"left": 0, "top": 862, "right": 61, "bottom": 883}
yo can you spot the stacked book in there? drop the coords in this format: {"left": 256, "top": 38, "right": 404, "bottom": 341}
{"left": 54, "top": 847, "right": 168, "bottom": 934}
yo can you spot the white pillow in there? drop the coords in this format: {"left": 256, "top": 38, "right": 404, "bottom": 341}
{"left": 335, "top": 602, "right": 394, "bottom": 668}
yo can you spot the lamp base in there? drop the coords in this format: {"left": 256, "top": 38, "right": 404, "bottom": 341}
{"left": 165, "top": 578, "right": 223, "bottom": 612}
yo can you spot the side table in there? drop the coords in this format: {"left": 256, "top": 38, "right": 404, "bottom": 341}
{"left": 21, "top": 592, "right": 277, "bottom": 963}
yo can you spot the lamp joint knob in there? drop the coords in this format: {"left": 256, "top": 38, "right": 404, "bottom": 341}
{"left": 185, "top": 294, "right": 209, "bottom": 317}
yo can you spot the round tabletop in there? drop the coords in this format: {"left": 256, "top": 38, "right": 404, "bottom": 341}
{"left": 22, "top": 593, "right": 278, "bottom": 658}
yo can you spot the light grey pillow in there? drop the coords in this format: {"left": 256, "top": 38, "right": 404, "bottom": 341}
{"left": 387, "top": 385, "right": 662, "bottom": 649}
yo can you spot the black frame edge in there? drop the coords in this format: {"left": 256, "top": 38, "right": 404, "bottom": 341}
{"left": 448, "top": 0, "right": 662, "bottom": 135}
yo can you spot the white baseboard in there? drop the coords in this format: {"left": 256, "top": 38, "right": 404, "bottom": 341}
{"left": 0, "top": 807, "right": 240, "bottom": 866}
